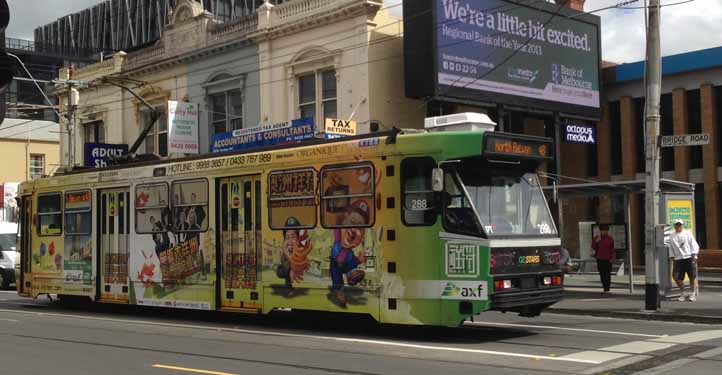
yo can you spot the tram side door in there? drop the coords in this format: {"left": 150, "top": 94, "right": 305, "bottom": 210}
{"left": 18, "top": 196, "right": 32, "bottom": 294}
{"left": 98, "top": 189, "right": 130, "bottom": 303}
{"left": 216, "top": 176, "right": 262, "bottom": 311}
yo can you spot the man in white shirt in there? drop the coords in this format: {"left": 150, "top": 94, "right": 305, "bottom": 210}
{"left": 668, "top": 220, "right": 700, "bottom": 301}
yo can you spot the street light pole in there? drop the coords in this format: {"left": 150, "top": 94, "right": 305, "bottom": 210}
{"left": 644, "top": 0, "right": 662, "bottom": 311}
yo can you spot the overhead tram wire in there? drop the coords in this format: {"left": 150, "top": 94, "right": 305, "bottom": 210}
{"left": 39, "top": 0, "right": 560, "bottom": 118}
{"left": 1, "top": 1, "right": 636, "bottom": 139}
{"left": 4, "top": 0, "right": 645, "bottom": 131}
{"left": 5, "top": 0, "right": 683, "bottom": 139}
{"left": 60, "top": 0, "right": 551, "bottom": 109}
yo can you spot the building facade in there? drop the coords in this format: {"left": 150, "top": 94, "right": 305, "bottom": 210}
{"left": 58, "top": 0, "right": 261, "bottom": 167}
{"left": 583, "top": 47, "right": 722, "bottom": 262}
{"left": 253, "top": 0, "right": 424, "bottom": 132}
{"left": 35, "top": 0, "right": 289, "bottom": 60}
{"left": 0, "top": 119, "right": 60, "bottom": 181}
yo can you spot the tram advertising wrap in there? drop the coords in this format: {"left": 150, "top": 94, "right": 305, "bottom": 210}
{"left": 404, "top": 0, "right": 601, "bottom": 117}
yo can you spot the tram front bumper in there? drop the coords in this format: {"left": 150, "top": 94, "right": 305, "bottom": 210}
{"left": 490, "top": 275, "right": 564, "bottom": 317}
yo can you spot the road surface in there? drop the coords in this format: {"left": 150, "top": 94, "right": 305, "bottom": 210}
{"left": 1, "top": 290, "right": 721, "bottom": 375}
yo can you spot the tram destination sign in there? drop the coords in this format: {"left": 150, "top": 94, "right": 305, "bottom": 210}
{"left": 660, "top": 133, "right": 710, "bottom": 148}
{"left": 483, "top": 133, "right": 553, "bottom": 160}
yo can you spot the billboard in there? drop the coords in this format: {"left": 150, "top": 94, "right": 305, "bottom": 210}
{"left": 211, "top": 117, "right": 315, "bottom": 153}
{"left": 404, "top": 0, "right": 601, "bottom": 117}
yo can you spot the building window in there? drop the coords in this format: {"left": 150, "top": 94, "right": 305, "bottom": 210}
{"left": 660, "top": 93, "right": 675, "bottom": 171}
{"left": 298, "top": 70, "right": 337, "bottom": 125}
{"left": 141, "top": 106, "right": 168, "bottom": 157}
{"left": 83, "top": 121, "right": 105, "bottom": 144}
{"left": 29, "top": 153, "right": 45, "bottom": 179}
{"left": 687, "top": 89, "right": 703, "bottom": 169}
{"left": 210, "top": 89, "right": 243, "bottom": 135}
{"left": 634, "top": 97, "right": 645, "bottom": 174}
{"left": 609, "top": 101, "right": 623, "bottom": 175}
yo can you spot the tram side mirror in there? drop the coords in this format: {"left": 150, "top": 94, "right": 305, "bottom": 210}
{"left": 431, "top": 168, "right": 444, "bottom": 192}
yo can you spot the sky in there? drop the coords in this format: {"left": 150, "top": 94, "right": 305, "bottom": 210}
{"left": 4, "top": 0, "right": 722, "bottom": 64}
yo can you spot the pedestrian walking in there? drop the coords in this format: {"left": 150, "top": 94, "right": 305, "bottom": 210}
{"left": 592, "top": 224, "right": 615, "bottom": 293}
{"left": 668, "top": 220, "right": 700, "bottom": 301}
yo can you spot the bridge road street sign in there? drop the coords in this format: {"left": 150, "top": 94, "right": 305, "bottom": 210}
{"left": 660, "top": 133, "right": 710, "bottom": 147}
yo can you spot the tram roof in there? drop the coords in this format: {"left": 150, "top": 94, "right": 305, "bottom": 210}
{"left": 57, "top": 128, "right": 405, "bottom": 177}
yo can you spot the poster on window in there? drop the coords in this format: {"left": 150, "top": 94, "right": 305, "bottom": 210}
{"left": 168, "top": 101, "right": 200, "bottom": 155}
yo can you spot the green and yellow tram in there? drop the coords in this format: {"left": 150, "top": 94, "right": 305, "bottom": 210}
{"left": 15, "top": 114, "right": 563, "bottom": 327}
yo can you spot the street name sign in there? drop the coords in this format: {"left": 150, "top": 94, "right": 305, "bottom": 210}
{"left": 660, "top": 133, "right": 710, "bottom": 148}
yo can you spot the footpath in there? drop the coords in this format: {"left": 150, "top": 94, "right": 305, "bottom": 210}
{"left": 550, "top": 273, "right": 722, "bottom": 324}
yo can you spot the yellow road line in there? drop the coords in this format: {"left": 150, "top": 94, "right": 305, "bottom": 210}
{"left": 152, "top": 364, "right": 239, "bottom": 375}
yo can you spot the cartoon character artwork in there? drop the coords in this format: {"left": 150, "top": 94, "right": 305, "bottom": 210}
{"left": 329, "top": 200, "right": 370, "bottom": 308}
{"left": 275, "top": 217, "right": 312, "bottom": 287}
{"left": 138, "top": 251, "right": 156, "bottom": 289}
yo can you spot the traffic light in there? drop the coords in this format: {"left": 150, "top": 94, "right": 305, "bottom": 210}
{"left": 0, "top": 0, "right": 13, "bottom": 124}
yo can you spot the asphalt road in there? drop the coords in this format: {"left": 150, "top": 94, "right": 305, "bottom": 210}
{"left": 1, "top": 290, "right": 722, "bottom": 375}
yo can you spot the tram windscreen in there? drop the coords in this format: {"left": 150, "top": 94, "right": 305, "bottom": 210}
{"left": 446, "top": 163, "right": 557, "bottom": 238}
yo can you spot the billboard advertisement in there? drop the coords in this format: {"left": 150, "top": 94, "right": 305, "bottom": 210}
{"left": 404, "top": 0, "right": 601, "bottom": 117}
{"left": 211, "top": 117, "right": 315, "bottom": 153}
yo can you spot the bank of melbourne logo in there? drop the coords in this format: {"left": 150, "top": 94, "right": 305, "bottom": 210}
{"left": 508, "top": 67, "right": 539, "bottom": 84}
{"left": 551, "top": 64, "right": 560, "bottom": 84}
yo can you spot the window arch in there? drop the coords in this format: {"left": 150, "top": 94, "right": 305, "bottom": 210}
{"left": 288, "top": 46, "right": 340, "bottom": 126}
{"left": 205, "top": 72, "right": 245, "bottom": 137}
{"left": 134, "top": 88, "right": 170, "bottom": 157}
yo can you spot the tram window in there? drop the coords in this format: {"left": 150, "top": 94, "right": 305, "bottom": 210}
{"left": 320, "top": 163, "right": 375, "bottom": 228}
{"left": 37, "top": 193, "right": 62, "bottom": 236}
{"left": 65, "top": 190, "right": 92, "bottom": 235}
{"left": 268, "top": 168, "right": 317, "bottom": 230}
{"left": 401, "top": 158, "right": 437, "bottom": 226}
{"left": 171, "top": 179, "right": 209, "bottom": 233}
{"left": 135, "top": 183, "right": 170, "bottom": 234}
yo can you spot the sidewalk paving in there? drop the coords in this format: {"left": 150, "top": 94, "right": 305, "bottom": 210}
{"left": 549, "top": 274, "right": 722, "bottom": 324}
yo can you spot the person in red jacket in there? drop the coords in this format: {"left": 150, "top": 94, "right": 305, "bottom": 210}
{"left": 592, "top": 224, "right": 615, "bottom": 293}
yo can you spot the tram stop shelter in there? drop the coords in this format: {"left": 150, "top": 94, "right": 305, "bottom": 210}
{"left": 543, "top": 178, "right": 695, "bottom": 293}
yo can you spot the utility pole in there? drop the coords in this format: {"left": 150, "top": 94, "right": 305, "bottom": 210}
{"left": 644, "top": 0, "right": 662, "bottom": 311}
{"left": 64, "top": 66, "right": 79, "bottom": 167}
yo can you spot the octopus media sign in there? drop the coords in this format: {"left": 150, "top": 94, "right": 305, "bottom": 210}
{"left": 563, "top": 123, "right": 596, "bottom": 144}
{"left": 404, "top": 0, "right": 601, "bottom": 117}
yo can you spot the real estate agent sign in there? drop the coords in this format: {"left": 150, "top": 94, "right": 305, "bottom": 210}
{"left": 435, "top": 0, "right": 600, "bottom": 111}
{"left": 168, "top": 101, "right": 200, "bottom": 155}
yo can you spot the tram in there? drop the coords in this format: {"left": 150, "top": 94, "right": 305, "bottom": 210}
{"left": 15, "top": 113, "right": 563, "bottom": 326}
